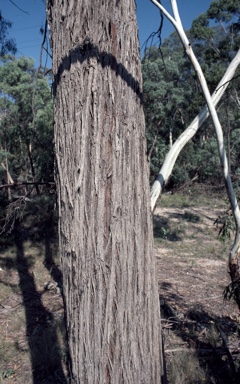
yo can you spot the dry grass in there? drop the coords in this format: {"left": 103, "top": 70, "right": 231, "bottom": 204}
{"left": 167, "top": 350, "right": 207, "bottom": 384}
{"left": 156, "top": 192, "right": 240, "bottom": 383}
{"left": 154, "top": 194, "right": 230, "bottom": 261}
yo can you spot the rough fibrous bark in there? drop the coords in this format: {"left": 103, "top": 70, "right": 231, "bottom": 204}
{"left": 47, "top": 1, "right": 162, "bottom": 383}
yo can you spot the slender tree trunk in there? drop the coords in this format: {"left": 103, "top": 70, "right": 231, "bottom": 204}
{"left": 150, "top": 0, "right": 240, "bottom": 213}
{"left": 151, "top": 49, "right": 240, "bottom": 210}
{"left": 151, "top": 0, "right": 240, "bottom": 302}
{"left": 27, "top": 141, "right": 40, "bottom": 195}
{"left": 150, "top": 48, "right": 240, "bottom": 210}
{"left": 47, "top": 1, "right": 163, "bottom": 383}
{"left": 169, "top": 126, "right": 173, "bottom": 148}
{"left": 226, "top": 103, "right": 231, "bottom": 175}
{"left": 1, "top": 143, "right": 14, "bottom": 201}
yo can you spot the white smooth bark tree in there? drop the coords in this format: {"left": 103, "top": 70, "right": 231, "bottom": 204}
{"left": 150, "top": 49, "right": 240, "bottom": 211}
{"left": 150, "top": 0, "right": 240, "bottom": 283}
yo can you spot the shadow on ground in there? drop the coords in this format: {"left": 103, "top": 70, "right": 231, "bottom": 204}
{"left": 153, "top": 215, "right": 183, "bottom": 241}
{"left": 160, "top": 280, "right": 240, "bottom": 384}
{"left": 13, "top": 220, "right": 68, "bottom": 384}
{"left": 153, "top": 210, "right": 203, "bottom": 242}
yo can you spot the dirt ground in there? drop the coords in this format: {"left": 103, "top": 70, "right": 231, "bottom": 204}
{"left": 0, "top": 193, "right": 240, "bottom": 383}
{"left": 154, "top": 196, "right": 240, "bottom": 383}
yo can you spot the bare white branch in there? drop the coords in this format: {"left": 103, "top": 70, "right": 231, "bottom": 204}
{"left": 151, "top": 49, "right": 240, "bottom": 210}
{"left": 150, "top": 0, "right": 240, "bottom": 264}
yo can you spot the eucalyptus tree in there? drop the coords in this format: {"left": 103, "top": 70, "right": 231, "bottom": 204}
{"left": 0, "top": 56, "right": 54, "bottom": 196}
{"left": 191, "top": 0, "right": 240, "bottom": 178}
{"left": 142, "top": 40, "right": 205, "bottom": 186}
{"left": 144, "top": 0, "right": 240, "bottom": 195}
{"left": 149, "top": 48, "right": 240, "bottom": 207}
{"left": 150, "top": 0, "right": 240, "bottom": 296}
{"left": 46, "top": 0, "right": 163, "bottom": 382}
{"left": 0, "top": 11, "right": 16, "bottom": 56}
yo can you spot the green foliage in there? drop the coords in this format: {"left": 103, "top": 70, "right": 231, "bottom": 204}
{"left": 215, "top": 208, "right": 235, "bottom": 242}
{"left": 191, "top": 14, "right": 214, "bottom": 41}
{"left": 0, "top": 56, "right": 54, "bottom": 187}
{"left": 214, "top": 179, "right": 240, "bottom": 244}
{"left": 142, "top": 41, "right": 202, "bottom": 185}
{"left": 223, "top": 278, "right": 240, "bottom": 310}
{"left": 142, "top": 1, "right": 240, "bottom": 190}
{"left": 0, "top": 56, "right": 54, "bottom": 233}
{"left": 207, "top": 0, "right": 239, "bottom": 24}
{"left": 190, "top": 0, "right": 240, "bottom": 63}
{"left": 191, "top": 0, "right": 240, "bottom": 40}
{"left": 0, "top": 12, "right": 17, "bottom": 56}
{"left": 1, "top": 368, "right": 15, "bottom": 379}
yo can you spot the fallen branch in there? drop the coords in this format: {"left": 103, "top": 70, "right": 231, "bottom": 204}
{"left": 0, "top": 181, "right": 55, "bottom": 190}
{"left": 164, "top": 347, "right": 228, "bottom": 354}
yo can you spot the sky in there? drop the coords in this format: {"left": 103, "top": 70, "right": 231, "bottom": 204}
{"left": 1, "top": 0, "right": 213, "bottom": 67}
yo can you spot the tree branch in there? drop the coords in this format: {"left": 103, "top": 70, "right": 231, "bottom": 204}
{"left": 9, "top": 0, "right": 28, "bottom": 14}
{"left": 150, "top": 0, "right": 240, "bottom": 271}
{"left": 150, "top": 48, "right": 240, "bottom": 210}
{"left": 0, "top": 181, "right": 55, "bottom": 190}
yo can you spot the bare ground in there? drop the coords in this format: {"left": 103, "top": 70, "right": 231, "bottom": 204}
{"left": 155, "top": 195, "right": 240, "bottom": 383}
{"left": 0, "top": 193, "right": 239, "bottom": 383}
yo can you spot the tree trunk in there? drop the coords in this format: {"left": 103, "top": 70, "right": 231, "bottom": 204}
{"left": 1, "top": 154, "right": 14, "bottom": 201}
{"left": 27, "top": 140, "right": 40, "bottom": 195}
{"left": 47, "top": 1, "right": 163, "bottom": 383}
{"left": 151, "top": 0, "right": 240, "bottom": 308}
{"left": 150, "top": 48, "right": 240, "bottom": 210}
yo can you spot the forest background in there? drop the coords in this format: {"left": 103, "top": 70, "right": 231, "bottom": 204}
{"left": 0, "top": 0, "right": 239, "bottom": 219}
{"left": 0, "top": 0, "right": 240, "bottom": 383}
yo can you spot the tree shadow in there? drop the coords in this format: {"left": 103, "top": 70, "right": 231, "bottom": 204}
{"left": 43, "top": 215, "right": 63, "bottom": 292}
{"left": 153, "top": 214, "right": 183, "bottom": 241}
{"left": 53, "top": 39, "right": 142, "bottom": 100}
{"left": 14, "top": 221, "right": 67, "bottom": 384}
{"left": 159, "top": 282, "right": 240, "bottom": 384}
{"left": 191, "top": 206, "right": 217, "bottom": 222}
{"left": 153, "top": 208, "right": 206, "bottom": 242}
{"left": 20, "top": 194, "right": 63, "bottom": 292}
